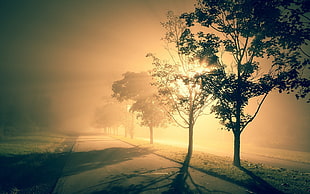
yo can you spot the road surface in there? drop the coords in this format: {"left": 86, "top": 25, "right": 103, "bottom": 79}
{"left": 52, "top": 135, "right": 248, "bottom": 194}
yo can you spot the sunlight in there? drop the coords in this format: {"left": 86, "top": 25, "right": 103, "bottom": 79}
{"left": 175, "top": 59, "right": 216, "bottom": 97}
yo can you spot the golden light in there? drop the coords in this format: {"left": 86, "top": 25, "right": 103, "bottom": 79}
{"left": 174, "top": 56, "right": 220, "bottom": 98}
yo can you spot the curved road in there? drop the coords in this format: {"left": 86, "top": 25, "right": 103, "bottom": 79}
{"left": 52, "top": 135, "right": 248, "bottom": 194}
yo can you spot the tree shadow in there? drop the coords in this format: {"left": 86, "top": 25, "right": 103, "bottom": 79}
{"left": 164, "top": 162, "right": 231, "bottom": 194}
{"left": 238, "top": 166, "right": 284, "bottom": 194}
{"left": 86, "top": 166, "right": 223, "bottom": 194}
{"left": 63, "top": 146, "right": 151, "bottom": 176}
{"left": 84, "top": 167, "right": 180, "bottom": 194}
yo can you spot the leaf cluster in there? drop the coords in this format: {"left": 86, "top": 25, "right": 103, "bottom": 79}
{"left": 179, "top": 0, "right": 309, "bottom": 131}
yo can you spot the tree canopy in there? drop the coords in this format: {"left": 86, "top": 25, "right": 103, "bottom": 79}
{"left": 148, "top": 11, "right": 214, "bottom": 175}
{"left": 112, "top": 71, "right": 168, "bottom": 143}
{"left": 179, "top": 0, "right": 309, "bottom": 166}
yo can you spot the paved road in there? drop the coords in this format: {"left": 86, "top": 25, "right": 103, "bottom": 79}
{"left": 52, "top": 135, "right": 248, "bottom": 194}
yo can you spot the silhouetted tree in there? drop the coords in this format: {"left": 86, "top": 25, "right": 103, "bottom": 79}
{"left": 181, "top": 0, "right": 310, "bottom": 166}
{"left": 148, "top": 11, "right": 214, "bottom": 175}
{"left": 112, "top": 72, "right": 168, "bottom": 142}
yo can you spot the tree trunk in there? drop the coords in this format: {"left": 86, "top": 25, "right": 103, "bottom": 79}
{"left": 183, "top": 105, "right": 194, "bottom": 172}
{"left": 234, "top": 61, "right": 242, "bottom": 167}
{"left": 185, "top": 122, "right": 194, "bottom": 167}
{"left": 233, "top": 130, "right": 241, "bottom": 167}
{"left": 149, "top": 126, "right": 154, "bottom": 144}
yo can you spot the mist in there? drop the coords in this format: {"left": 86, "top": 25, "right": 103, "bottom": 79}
{"left": 0, "top": 0, "right": 309, "bottom": 152}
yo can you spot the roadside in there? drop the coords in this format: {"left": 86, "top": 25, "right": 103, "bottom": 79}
{"left": 137, "top": 137, "right": 310, "bottom": 172}
{"left": 0, "top": 133, "right": 76, "bottom": 194}
{"left": 115, "top": 136, "right": 310, "bottom": 194}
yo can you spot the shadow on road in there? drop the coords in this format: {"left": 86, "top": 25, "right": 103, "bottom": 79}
{"left": 238, "top": 166, "right": 284, "bottom": 194}
{"left": 164, "top": 163, "right": 232, "bottom": 194}
{"left": 63, "top": 147, "right": 151, "bottom": 176}
{"left": 89, "top": 167, "right": 178, "bottom": 194}
{"left": 83, "top": 164, "right": 232, "bottom": 194}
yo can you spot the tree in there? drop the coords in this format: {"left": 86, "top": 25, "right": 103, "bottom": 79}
{"left": 148, "top": 11, "right": 214, "bottom": 176}
{"left": 112, "top": 71, "right": 168, "bottom": 143}
{"left": 181, "top": 0, "right": 309, "bottom": 166}
{"left": 130, "top": 96, "right": 168, "bottom": 144}
{"left": 93, "top": 103, "right": 126, "bottom": 135}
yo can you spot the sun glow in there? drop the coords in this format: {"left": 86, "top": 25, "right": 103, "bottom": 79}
{"left": 173, "top": 59, "right": 216, "bottom": 97}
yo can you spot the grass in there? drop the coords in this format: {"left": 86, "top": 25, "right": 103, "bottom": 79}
{"left": 0, "top": 133, "right": 66, "bottom": 156}
{"left": 115, "top": 136, "right": 310, "bottom": 194}
{"left": 0, "top": 132, "right": 76, "bottom": 194}
{"left": 242, "top": 145, "right": 310, "bottom": 165}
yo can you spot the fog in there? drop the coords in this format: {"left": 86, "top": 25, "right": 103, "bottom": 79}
{"left": 0, "top": 0, "right": 309, "bottom": 152}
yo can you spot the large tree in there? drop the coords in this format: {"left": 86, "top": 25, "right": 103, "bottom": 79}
{"left": 112, "top": 71, "right": 168, "bottom": 143}
{"left": 148, "top": 11, "right": 214, "bottom": 176}
{"left": 181, "top": 0, "right": 309, "bottom": 166}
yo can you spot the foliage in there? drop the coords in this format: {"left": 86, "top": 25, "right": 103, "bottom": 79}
{"left": 112, "top": 71, "right": 168, "bottom": 140}
{"left": 112, "top": 72, "right": 155, "bottom": 102}
{"left": 148, "top": 11, "right": 213, "bottom": 130}
{"left": 148, "top": 11, "right": 216, "bottom": 173}
{"left": 180, "top": 0, "right": 310, "bottom": 166}
{"left": 130, "top": 96, "right": 167, "bottom": 129}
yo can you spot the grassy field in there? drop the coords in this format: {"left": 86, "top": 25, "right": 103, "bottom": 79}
{"left": 0, "top": 132, "right": 76, "bottom": 194}
{"left": 115, "top": 136, "right": 310, "bottom": 194}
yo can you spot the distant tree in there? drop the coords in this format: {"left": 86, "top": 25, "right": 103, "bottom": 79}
{"left": 112, "top": 71, "right": 168, "bottom": 143}
{"left": 93, "top": 103, "right": 126, "bottom": 134}
{"left": 181, "top": 0, "right": 310, "bottom": 166}
{"left": 148, "top": 11, "right": 214, "bottom": 177}
{"left": 130, "top": 96, "right": 168, "bottom": 144}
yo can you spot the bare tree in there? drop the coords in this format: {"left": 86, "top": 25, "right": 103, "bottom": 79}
{"left": 148, "top": 11, "right": 214, "bottom": 177}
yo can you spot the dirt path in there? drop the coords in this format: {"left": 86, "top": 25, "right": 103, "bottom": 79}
{"left": 52, "top": 135, "right": 248, "bottom": 194}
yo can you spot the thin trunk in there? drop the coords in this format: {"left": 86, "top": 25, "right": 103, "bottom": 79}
{"left": 183, "top": 101, "right": 194, "bottom": 172}
{"left": 181, "top": 122, "right": 193, "bottom": 175}
{"left": 149, "top": 126, "right": 154, "bottom": 144}
{"left": 185, "top": 122, "right": 194, "bottom": 167}
{"left": 233, "top": 130, "right": 241, "bottom": 167}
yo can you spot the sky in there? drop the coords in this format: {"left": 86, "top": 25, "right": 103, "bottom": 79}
{"left": 0, "top": 0, "right": 195, "bottom": 130}
{"left": 0, "top": 0, "right": 309, "bottom": 151}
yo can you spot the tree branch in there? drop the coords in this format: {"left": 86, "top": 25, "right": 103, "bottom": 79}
{"left": 241, "top": 93, "right": 268, "bottom": 132}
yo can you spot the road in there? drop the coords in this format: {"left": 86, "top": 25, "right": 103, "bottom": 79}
{"left": 52, "top": 135, "right": 248, "bottom": 194}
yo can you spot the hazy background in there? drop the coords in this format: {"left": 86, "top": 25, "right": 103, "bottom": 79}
{"left": 0, "top": 0, "right": 309, "bottom": 152}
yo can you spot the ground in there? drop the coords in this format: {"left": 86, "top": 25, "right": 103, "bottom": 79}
{"left": 53, "top": 135, "right": 248, "bottom": 193}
